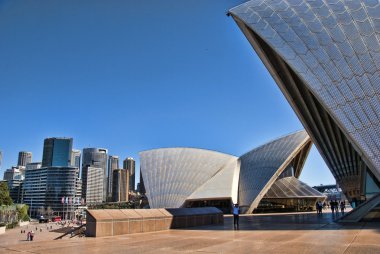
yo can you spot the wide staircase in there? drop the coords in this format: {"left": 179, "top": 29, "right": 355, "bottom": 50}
{"left": 338, "top": 193, "right": 380, "bottom": 222}
{"left": 54, "top": 224, "right": 86, "bottom": 240}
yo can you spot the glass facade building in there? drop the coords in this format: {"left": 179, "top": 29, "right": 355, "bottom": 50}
{"left": 82, "top": 148, "right": 108, "bottom": 203}
{"left": 42, "top": 138, "right": 73, "bottom": 167}
{"left": 17, "top": 151, "right": 32, "bottom": 167}
{"left": 24, "top": 166, "right": 81, "bottom": 218}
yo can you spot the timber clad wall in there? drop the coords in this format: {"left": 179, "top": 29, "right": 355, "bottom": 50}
{"left": 86, "top": 207, "right": 223, "bottom": 237}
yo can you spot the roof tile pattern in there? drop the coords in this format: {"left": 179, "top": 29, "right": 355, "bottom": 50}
{"left": 139, "top": 148, "right": 237, "bottom": 208}
{"left": 229, "top": 0, "right": 380, "bottom": 179}
{"left": 238, "top": 130, "right": 310, "bottom": 212}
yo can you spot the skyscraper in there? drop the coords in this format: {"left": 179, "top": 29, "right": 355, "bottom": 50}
{"left": 107, "top": 155, "right": 119, "bottom": 201}
{"left": 71, "top": 150, "right": 81, "bottom": 168}
{"left": 17, "top": 151, "right": 32, "bottom": 167}
{"left": 25, "top": 162, "right": 42, "bottom": 171}
{"left": 24, "top": 166, "right": 81, "bottom": 218}
{"left": 3, "top": 167, "right": 22, "bottom": 181}
{"left": 82, "top": 148, "right": 108, "bottom": 203}
{"left": 123, "top": 157, "right": 135, "bottom": 192}
{"left": 42, "top": 138, "right": 73, "bottom": 167}
{"left": 112, "top": 169, "right": 129, "bottom": 202}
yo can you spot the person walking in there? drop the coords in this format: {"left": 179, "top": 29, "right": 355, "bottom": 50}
{"left": 318, "top": 201, "right": 323, "bottom": 214}
{"left": 30, "top": 230, "right": 34, "bottom": 241}
{"left": 330, "top": 200, "right": 335, "bottom": 213}
{"left": 27, "top": 231, "right": 30, "bottom": 241}
{"left": 340, "top": 201, "right": 345, "bottom": 215}
{"left": 232, "top": 203, "right": 240, "bottom": 230}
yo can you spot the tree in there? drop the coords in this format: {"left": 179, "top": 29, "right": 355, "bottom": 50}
{"left": 0, "top": 182, "right": 13, "bottom": 206}
{"left": 16, "top": 204, "right": 29, "bottom": 221}
{"left": 37, "top": 206, "right": 46, "bottom": 216}
{"left": 46, "top": 206, "right": 54, "bottom": 217}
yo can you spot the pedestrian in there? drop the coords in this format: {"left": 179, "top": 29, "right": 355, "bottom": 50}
{"left": 330, "top": 200, "right": 335, "bottom": 213}
{"left": 30, "top": 230, "right": 34, "bottom": 241}
{"left": 232, "top": 203, "right": 240, "bottom": 230}
{"left": 27, "top": 231, "right": 30, "bottom": 241}
{"left": 318, "top": 201, "right": 323, "bottom": 214}
{"left": 40, "top": 228, "right": 42, "bottom": 232}
{"left": 315, "top": 201, "right": 320, "bottom": 214}
{"left": 340, "top": 201, "right": 345, "bottom": 215}
{"left": 335, "top": 201, "right": 339, "bottom": 214}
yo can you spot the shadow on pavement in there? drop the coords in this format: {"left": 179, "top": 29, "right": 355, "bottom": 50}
{"left": 180, "top": 212, "right": 380, "bottom": 232}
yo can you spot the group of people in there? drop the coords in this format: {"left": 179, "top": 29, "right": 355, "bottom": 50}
{"left": 315, "top": 201, "right": 324, "bottom": 214}
{"left": 330, "top": 200, "right": 346, "bottom": 215}
{"left": 316, "top": 200, "right": 346, "bottom": 215}
{"left": 20, "top": 230, "right": 35, "bottom": 241}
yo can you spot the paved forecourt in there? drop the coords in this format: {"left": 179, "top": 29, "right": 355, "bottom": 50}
{"left": 0, "top": 211, "right": 379, "bottom": 254}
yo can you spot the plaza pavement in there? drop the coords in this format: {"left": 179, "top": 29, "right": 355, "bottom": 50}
{"left": 0, "top": 210, "right": 379, "bottom": 254}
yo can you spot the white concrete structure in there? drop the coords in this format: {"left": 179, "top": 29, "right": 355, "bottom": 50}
{"left": 140, "top": 130, "right": 318, "bottom": 213}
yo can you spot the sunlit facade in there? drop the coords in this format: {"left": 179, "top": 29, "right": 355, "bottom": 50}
{"left": 229, "top": 0, "right": 380, "bottom": 214}
{"left": 140, "top": 130, "right": 324, "bottom": 213}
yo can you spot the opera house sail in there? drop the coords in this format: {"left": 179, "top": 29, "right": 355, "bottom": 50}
{"left": 140, "top": 130, "right": 325, "bottom": 214}
{"left": 229, "top": 0, "right": 380, "bottom": 218}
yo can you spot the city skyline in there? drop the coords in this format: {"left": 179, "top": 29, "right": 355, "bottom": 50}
{"left": 0, "top": 0, "right": 335, "bottom": 187}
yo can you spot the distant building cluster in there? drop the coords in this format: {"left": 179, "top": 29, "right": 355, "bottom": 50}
{"left": 1, "top": 137, "right": 138, "bottom": 219}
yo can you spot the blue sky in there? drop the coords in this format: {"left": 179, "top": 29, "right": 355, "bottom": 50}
{"left": 0, "top": 0, "right": 335, "bottom": 187}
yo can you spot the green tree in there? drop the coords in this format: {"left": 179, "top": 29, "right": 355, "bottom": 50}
{"left": 16, "top": 204, "right": 29, "bottom": 221}
{"left": 0, "top": 182, "right": 13, "bottom": 206}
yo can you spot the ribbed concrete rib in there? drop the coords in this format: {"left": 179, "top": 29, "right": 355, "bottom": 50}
{"left": 229, "top": 0, "right": 380, "bottom": 202}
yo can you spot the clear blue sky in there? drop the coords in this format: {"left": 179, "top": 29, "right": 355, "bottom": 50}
{"left": 0, "top": 0, "right": 335, "bottom": 187}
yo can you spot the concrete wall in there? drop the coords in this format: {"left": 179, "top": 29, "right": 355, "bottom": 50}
{"left": 86, "top": 207, "right": 223, "bottom": 237}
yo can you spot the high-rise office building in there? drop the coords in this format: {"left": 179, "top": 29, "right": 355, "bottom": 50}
{"left": 82, "top": 148, "right": 108, "bottom": 202}
{"left": 3, "top": 167, "right": 22, "bottom": 181}
{"left": 42, "top": 138, "right": 73, "bottom": 167}
{"left": 17, "top": 151, "right": 32, "bottom": 167}
{"left": 23, "top": 137, "right": 80, "bottom": 218}
{"left": 24, "top": 166, "right": 81, "bottom": 218}
{"left": 25, "top": 162, "right": 42, "bottom": 171}
{"left": 23, "top": 167, "right": 47, "bottom": 217}
{"left": 82, "top": 166, "right": 104, "bottom": 204}
{"left": 71, "top": 150, "right": 81, "bottom": 169}
{"left": 107, "top": 156, "right": 119, "bottom": 201}
{"left": 123, "top": 157, "right": 135, "bottom": 192}
{"left": 45, "top": 166, "right": 81, "bottom": 218}
{"left": 112, "top": 169, "right": 129, "bottom": 202}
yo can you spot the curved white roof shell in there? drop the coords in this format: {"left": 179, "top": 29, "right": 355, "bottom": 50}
{"left": 238, "top": 130, "right": 312, "bottom": 213}
{"left": 139, "top": 148, "right": 237, "bottom": 208}
{"left": 139, "top": 131, "right": 313, "bottom": 213}
{"left": 229, "top": 0, "right": 380, "bottom": 201}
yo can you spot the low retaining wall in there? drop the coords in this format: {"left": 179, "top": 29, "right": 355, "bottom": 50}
{"left": 18, "top": 221, "right": 30, "bottom": 227}
{"left": 86, "top": 207, "right": 223, "bottom": 237}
